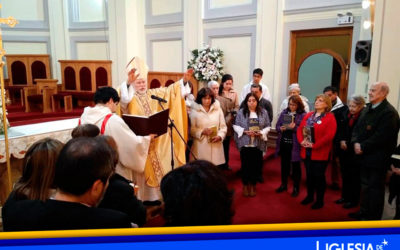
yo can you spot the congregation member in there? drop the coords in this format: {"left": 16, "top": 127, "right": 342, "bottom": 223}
{"left": 161, "top": 160, "right": 234, "bottom": 226}
{"left": 208, "top": 80, "right": 220, "bottom": 98}
{"left": 240, "top": 68, "right": 271, "bottom": 102}
{"left": 79, "top": 87, "right": 154, "bottom": 202}
{"left": 71, "top": 123, "right": 100, "bottom": 138}
{"left": 350, "top": 82, "right": 400, "bottom": 220}
{"left": 297, "top": 94, "right": 337, "bottom": 209}
{"left": 275, "top": 95, "right": 306, "bottom": 197}
{"left": 119, "top": 57, "right": 192, "bottom": 203}
{"left": 217, "top": 74, "right": 240, "bottom": 170}
{"left": 278, "top": 83, "right": 310, "bottom": 113}
{"left": 323, "top": 86, "right": 349, "bottom": 191}
{"left": 71, "top": 127, "right": 147, "bottom": 227}
{"left": 336, "top": 95, "right": 365, "bottom": 209}
{"left": 234, "top": 93, "right": 271, "bottom": 197}
{"left": 2, "top": 138, "right": 63, "bottom": 204}
{"left": 189, "top": 88, "right": 227, "bottom": 166}
{"left": 3, "top": 137, "right": 132, "bottom": 231}
{"left": 239, "top": 84, "right": 273, "bottom": 183}
{"left": 240, "top": 84, "right": 273, "bottom": 123}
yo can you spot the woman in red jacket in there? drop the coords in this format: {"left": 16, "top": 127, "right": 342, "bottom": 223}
{"left": 297, "top": 94, "right": 337, "bottom": 209}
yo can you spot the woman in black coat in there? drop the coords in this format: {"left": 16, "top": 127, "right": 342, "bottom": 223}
{"left": 337, "top": 95, "right": 365, "bottom": 209}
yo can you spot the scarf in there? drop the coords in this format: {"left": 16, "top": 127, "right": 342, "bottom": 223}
{"left": 348, "top": 112, "right": 360, "bottom": 128}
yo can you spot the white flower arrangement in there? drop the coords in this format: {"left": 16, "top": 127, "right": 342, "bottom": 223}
{"left": 187, "top": 45, "right": 224, "bottom": 82}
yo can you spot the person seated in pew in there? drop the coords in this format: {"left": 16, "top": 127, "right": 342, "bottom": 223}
{"left": 2, "top": 137, "right": 132, "bottom": 231}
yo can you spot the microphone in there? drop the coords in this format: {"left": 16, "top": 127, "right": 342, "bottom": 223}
{"left": 151, "top": 95, "right": 167, "bottom": 103}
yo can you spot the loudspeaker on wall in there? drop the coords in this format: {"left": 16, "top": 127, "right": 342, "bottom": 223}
{"left": 355, "top": 40, "right": 372, "bottom": 66}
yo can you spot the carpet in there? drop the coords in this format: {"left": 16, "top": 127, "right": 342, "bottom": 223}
{"left": 145, "top": 140, "right": 359, "bottom": 227}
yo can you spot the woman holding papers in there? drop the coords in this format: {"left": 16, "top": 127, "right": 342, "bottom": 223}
{"left": 297, "top": 94, "right": 336, "bottom": 209}
{"left": 189, "top": 88, "right": 227, "bottom": 166}
{"left": 275, "top": 95, "right": 306, "bottom": 197}
{"left": 234, "top": 93, "right": 270, "bottom": 197}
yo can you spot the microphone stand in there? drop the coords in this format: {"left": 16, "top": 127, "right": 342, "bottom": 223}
{"left": 155, "top": 101, "right": 197, "bottom": 170}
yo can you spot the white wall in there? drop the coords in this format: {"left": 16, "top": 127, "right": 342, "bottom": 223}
{"left": 1, "top": 0, "right": 45, "bottom": 20}
{"left": 210, "top": 0, "right": 252, "bottom": 9}
{"left": 285, "top": 0, "right": 361, "bottom": 11}
{"left": 369, "top": 0, "right": 400, "bottom": 111}
{"left": 3, "top": 42, "right": 48, "bottom": 54}
{"left": 76, "top": 42, "right": 108, "bottom": 60}
{"left": 77, "top": 0, "right": 106, "bottom": 22}
{"left": 151, "top": 0, "right": 182, "bottom": 16}
{"left": 152, "top": 40, "right": 183, "bottom": 72}
{"left": 210, "top": 36, "right": 252, "bottom": 92}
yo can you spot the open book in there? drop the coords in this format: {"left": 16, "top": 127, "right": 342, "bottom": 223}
{"left": 122, "top": 109, "right": 169, "bottom": 136}
{"left": 282, "top": 114, "right": 294, "bottom": 129}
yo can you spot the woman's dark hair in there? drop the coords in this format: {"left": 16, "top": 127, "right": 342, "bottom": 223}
{"left": 218, "top": 74, "right": 233, "bottom": 95}
{"left": 287, "top": 95, "right": 305, "bottom": 114}
{"left": 161, "top": 160, "right": 234, "bottom": 226}
{"left": 195, "top": 87, "right": 215, "bottom": 106}
{"left": 242, "top": 92, "right": 261, "bottom": 118}
{"left": 71, "top": 124, "right": 100, "bottom": 138}
{"left": 14, "top": 138, "right": 64, "bottom": 201}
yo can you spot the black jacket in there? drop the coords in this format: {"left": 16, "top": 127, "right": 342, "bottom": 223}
{"left": 351, "top": 99, "right": 400, "bottom": 169}
{"left": 2, "top": 193, "right": 131, "bottom": 231}
{"left": 99, "top": 174, "right": 146, "bottom": 226}
{"left": 337, "top": 108, "right": 363, "bottom": 154}
{"left": 332, "top": 103, "right": 349, "bottom": 147}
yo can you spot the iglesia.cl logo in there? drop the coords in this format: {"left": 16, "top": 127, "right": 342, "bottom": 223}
{"left": 316, "top": 239, "right": 389, "bottom": 250}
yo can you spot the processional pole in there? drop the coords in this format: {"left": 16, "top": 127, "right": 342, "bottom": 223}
{"left": 0, "top": 3, "right": 18, "bottom": 193}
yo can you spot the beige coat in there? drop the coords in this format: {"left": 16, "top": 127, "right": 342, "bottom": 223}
{"left": 189, "top": 101, "right": 227, "bottom": 165}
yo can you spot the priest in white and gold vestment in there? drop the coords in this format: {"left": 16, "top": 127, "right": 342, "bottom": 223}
{"left": 119, "top": 57, "right": 192, "bottom": 202}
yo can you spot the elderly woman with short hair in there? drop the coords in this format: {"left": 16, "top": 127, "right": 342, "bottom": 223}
{"left": 279, "top": 83, "right": 310, "bottom": 113}
{"left": 336, "top": 95, "right": 366, "bottom": 209}
{"left": 297, "top": 94, "right": 337, "bottom": 209}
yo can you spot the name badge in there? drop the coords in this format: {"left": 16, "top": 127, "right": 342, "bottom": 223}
{"left": 317, "top": 120, "right": 322, "bottom": 124}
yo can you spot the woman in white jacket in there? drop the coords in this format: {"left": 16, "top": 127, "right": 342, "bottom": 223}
{"left": 189, "top": 88, "right": 227, "bottom": 166}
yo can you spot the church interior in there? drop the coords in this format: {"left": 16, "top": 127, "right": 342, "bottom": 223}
{"left": 0, "top": 0, "right": 400, "bottom": 229}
